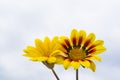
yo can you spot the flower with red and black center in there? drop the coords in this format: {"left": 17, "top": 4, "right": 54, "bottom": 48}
{"left": 59, "top": 29, "right": 106, "bottom": 71}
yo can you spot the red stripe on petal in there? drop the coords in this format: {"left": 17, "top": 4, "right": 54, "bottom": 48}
{"left": 88, "top": 49, "right": 96, "bottom": 53}
{"left": 73, "top": 60, "right": 79, "bottom": 62}
{"left": 88, "top": 45, "right": 95, "bottom": 50}
{"left": 84, "top": 40, "right": 90, "bottom": 47}
{"left": 65, "top": 39, "right": 71, "bottom": 47}
{"left": 61, "top": 43, "right": 67, "bottom": 50}
{"left": 72, "top": 37, "right": 76, "bottom": 46}
{"left": 78, "top": 37, "right": 82, "bottom": 45}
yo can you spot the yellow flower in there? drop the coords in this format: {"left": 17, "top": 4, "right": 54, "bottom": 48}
{"left": 23, "top": 36, "right": 63, "bottom": 69}
{"left": 59, "top": 29, "right": 106, "bottom": 71}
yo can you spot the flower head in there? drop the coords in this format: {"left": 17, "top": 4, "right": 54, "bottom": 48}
{"left": 59, "top": 29, "right": 106, "bottom": 71}
{"left": 23, "top": 36, "right": 63, "bottom": 69}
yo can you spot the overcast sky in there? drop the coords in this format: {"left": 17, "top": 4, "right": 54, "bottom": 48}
{"left": 0, "top": 0, "right": 120, "bottom": 80}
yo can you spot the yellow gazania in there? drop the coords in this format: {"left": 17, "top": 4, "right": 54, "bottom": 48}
{"left": 59, "top": 29, "right": 106, "bottom": 71}
{"left": 23, "top": 36, "right": 63, "bottom": 69}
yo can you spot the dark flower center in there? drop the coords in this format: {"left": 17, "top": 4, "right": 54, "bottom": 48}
{"left": 69, "top": 48, "right": 86, "bottom": 60}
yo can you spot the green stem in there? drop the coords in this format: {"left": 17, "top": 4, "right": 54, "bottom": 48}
{"left": 51, "top": 68, "right": 60, "bottom": 80}
{"left": 76, "top": 69, "right": 79, "bottom": 80}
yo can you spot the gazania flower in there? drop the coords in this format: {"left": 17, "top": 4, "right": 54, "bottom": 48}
{"left": 23, "top": 36, "right": 63, "bottom": 69}
{"left": 59, "top": 29, "right": 106, "bottom": 71}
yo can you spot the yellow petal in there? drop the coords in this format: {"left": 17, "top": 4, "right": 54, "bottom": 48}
{"left": 78, "top": 30, "right": 86, "bottom": 46}
{"left": 59, "top": 39, "right": 68, "bottom": 50}
{"left": 59, "top": 45, "right": 67, "bottom": 53}
{"left": 94, "top": 46, "right": 106, "bottom": 54}
{"left": 80, "top": 60, "right": 90, "bottom": 68}
{"left": 63, "top": 59, "right": 71, "bottom": 69}
{"left": 47, "top": 57, "right": 56, "bottom": 63}
{"left": 23, "top": 46, "right": 42, "bottom": 57}
{"left": 30, "top": 57, "right": 48, "bottom": 61}
{"left": 60, "top": 36, "right": 71, "bottom": 47}
{"left": 30, "top": 57, "right": 38, "bottom": 61}
{"left": 70, "top": 29, "right": 78, "bottom": 46}
{"left": 50, "top": 50, "right": 67, "bottom": 57}
{"left": 70, "top": 61, "right": 80, "bottom": 70}
{"left": 70, "top": 61, "right": 76, "bottom": 68}
{"left": 87, "top": 33, "right": 96, "bottom": 43}
{"left": 23, "top": 49, "right": 29, "bottom": 53}
{"left": 26, "top": 46, "right": 35, "bottom": 50}
{"left": 84, "top": 33, "right": 96, "bottom": 48}
{"left": 55, "top": 56, "right": 64, "bottom": 64}
{"left": 52, "top": 36, "right": 59, "bottom": 43}
{"left": 35, "top": 39, "right": 45, "bottom": 53}
{"left": 44, "top": 36, "right": 51, "bottom": 52}
{"left": 50, "top": 36, "right": 59, "bottom": 51}
{"left": 23, "top": 52, "right": 38, "bottom": 57}
{"left": 89, "top": 61, "right": 96, "bottom": 72}
{"left": 23, "top": 52, "right": 30, "bottom": 57}
{"left": 70, "top": 29, "right": 78, "bottom": 39}
{"left": 93, "top": 40, "right": 104, "bottom": 46}
{"left": 87, "top": 40, "right": 104, "bottom": 50}
{"left": 88, "top": 45, "right": 106, "bottom": 54}
{"left": 87, "top": 55, "right": 102, "bottom": 62}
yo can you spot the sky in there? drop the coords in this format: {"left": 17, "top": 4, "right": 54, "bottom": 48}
{"left": 0, "top": 0, "right": 120, "bottom": 80}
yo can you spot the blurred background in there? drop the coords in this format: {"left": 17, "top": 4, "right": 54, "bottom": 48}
{"left": 0, "top": 0, "right": 120, "bottom": 80}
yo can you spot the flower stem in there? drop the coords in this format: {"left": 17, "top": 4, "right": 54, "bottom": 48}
{"left": 76, "top": 69, "right": 79, "bottom": 80}
{"left": 51, "top": 68, "right": 60, "bottom": 80}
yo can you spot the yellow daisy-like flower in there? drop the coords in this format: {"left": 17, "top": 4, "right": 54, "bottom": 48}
{"left": 23, "top": 36, "right": 63, "bottom": 69}
{"left": 59, "top": 29, "right": 106, "bottom": 71}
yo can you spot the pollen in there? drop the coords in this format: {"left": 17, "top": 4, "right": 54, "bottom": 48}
{"left": 69, "top": 48, "right": 86, "bottom": 60}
